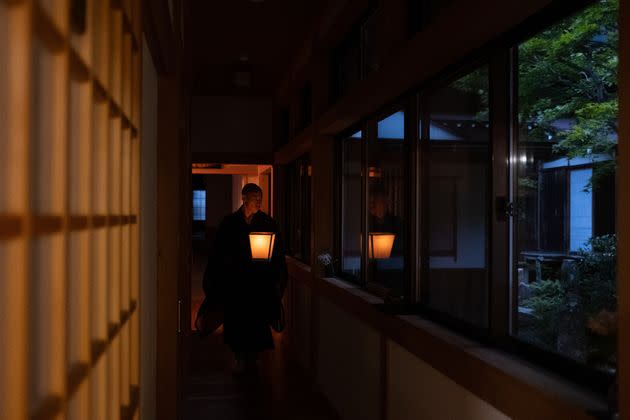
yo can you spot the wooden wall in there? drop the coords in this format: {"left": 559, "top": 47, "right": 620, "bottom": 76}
{"left": 0, "top": 1, "right": 143, "bottom": 419}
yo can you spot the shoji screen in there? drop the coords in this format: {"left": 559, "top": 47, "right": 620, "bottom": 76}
{"left": 0, "top": 1, "right": 142, "bottom": 419}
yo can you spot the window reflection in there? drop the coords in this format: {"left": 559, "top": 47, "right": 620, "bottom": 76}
{"left": 367, "top": 112, "right": 405, "bottom": 297}
{"left": 286, "top": 155, "right": 311, "bottom": 264}
{"left": 426, "top": 66, "right": 490, "bottom": 327}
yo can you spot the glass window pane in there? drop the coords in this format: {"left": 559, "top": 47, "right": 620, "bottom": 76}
{"left": 192, "top": 190, "right": 206, "bottom": 221}
{"left": 512, "top": 0, "right": 618, "bottom": 373}
{"left": 426, "top": 66, "right": 490, "bottom": 328}
{"left": 368, "top": 112, "right": 405, "bottom": 297}
{"left": 341, "top": 130, "right": 363, "bottom": 281}
{"left": 286, "top": 155, "right": 312, "bottom": 264}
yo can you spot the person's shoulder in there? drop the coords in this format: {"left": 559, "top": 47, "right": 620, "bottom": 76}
{"left": 255, "top": 211, "right": 279, "bottom": 228}
{"left": 255, "top": 210, "right": 269, "bottom": 218}
{"left": 220, "top": 210, "right": 241, "bottom": 226}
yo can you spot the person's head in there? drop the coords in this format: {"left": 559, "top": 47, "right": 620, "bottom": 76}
{"left": 241, "top": 183, "right": 263, "bottom": 215}
{"left": 369, "top": 184, "right": 388, "bottom": 219}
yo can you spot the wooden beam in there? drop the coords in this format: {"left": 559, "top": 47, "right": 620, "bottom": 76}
{"left": 155, "top": 73, "right": 181, "bottom": 420}
{"left": 191, "top": 165, "right": 259, "bottom": 176}
{"left": 192, "top": 151, "right": 274, "bottom": 165}
{"left": 142, "top": 0, "right": 175, "bottom": 75}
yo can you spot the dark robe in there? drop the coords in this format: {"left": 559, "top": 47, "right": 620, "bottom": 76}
{"left": 203, "top": 207, "right": 288, "bottom": 353}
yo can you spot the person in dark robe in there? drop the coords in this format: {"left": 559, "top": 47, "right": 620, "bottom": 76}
{"left": 369, "top": 183, "right": 402, "bottom": 256}
{"left": 368, "top": 183, "right": 404, "bottom": 294}
{"left": 202, "top": 183, "right": 288, "bottom": 374}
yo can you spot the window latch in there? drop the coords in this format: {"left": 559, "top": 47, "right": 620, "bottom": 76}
{"left": 506, "top": 201, "right": 516, "bottom": 218}
{"left": 495, "top": 197, "right": 515, "bottom": 221}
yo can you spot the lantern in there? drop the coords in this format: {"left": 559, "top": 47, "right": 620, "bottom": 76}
{"left": 249, "top": 232, "right": 276, "bottom": 261}
{"left": 368, "top": 233, "right": 395, "bottom": 259}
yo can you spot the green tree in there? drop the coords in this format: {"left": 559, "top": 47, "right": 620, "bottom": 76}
{"left": 518, "top": 0, "right": 618, "bottom": 187}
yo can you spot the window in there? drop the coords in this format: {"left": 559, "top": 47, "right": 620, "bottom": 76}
{"left": 424, "top": 66, "right": 490, "bottom": 328}
{"left": 340, "top": 130, "right": 363, "bottom": 282}
{"left": 192, "top": 190, "right": 206, "bottom": 221}
{"left": 285, "top": 155, "right": 312, "bottom": 264}
{"left": 512, "top": 0, "right": 618, "bottom": 374}
{"left": 368, "top": 111, "right": 406, "bottom": 297}
{"left": 334, "top": 0, "right": 618, "bottom": 388}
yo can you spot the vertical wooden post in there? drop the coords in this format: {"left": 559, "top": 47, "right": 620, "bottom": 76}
{"left": 310, "top": 135, "right": 335, "bottom": 381}
{"left": 156, "top": 73, "right": 181, "bottom": 420}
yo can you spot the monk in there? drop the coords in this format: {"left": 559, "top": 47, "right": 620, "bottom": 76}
{"left": 202, "top": 183, "right": 288, "bottom": 374}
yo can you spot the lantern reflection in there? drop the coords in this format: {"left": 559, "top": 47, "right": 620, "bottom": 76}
{"left": 368, "top": 233, "right": 395, "bottom": 259}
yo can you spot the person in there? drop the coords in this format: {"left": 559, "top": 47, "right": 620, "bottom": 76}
{"left": 368, "top": 183, "right": 402, "bottom": 256}
{"left": 202, "top": 183, "right": 288, "bottom": 375}
{"left": 368, "top": 183, "right": 404, "bottom": 295}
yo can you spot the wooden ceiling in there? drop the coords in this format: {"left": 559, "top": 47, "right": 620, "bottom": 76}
{"left": 188, "top": 0, "right": 321, "bottom": 96}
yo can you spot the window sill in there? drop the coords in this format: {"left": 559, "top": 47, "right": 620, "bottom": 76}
{"left": 313, "top": 274, "right": 609, "bottom": 420}
{"left": 286, "top": 255, "right": 311, "bottom": 277}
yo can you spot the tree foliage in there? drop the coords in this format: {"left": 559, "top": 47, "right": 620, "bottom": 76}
{"left": 522, "top": 234, "right": 617, "bottom": 366}
{"left": 519, "top": 0, "right": 618, "bottom": 168}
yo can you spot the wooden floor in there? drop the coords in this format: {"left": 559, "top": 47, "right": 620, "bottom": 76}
{"left": 183, "top": 329, "right": 339, "bottom": 420}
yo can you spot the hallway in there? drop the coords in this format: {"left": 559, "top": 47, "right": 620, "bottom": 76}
{"left": 1, "top": 1, "right": 629, "bottom": 419}
{"left": 184, "top": 331, "right": 339, "bottom": 420}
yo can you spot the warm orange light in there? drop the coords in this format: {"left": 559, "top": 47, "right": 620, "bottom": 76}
{"left": 249, "top": 232, "right": 276, "bottom": 261}
{"left": 368, "top": 166, "right": 382, "bottom": 178}
{"left": 368, "top": 233, "right": 395, "bottom": 259}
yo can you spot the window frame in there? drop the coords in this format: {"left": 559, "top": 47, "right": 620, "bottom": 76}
{"left": 332, "top": 0, "right": 616, "bottom": 392}
{"left": 285, "top": 154, "right": 312, "bottom": 265}
{"left": 505, "top": 4, "right": 617, "bottom": 387}
{"left": 418, "top": 59, "right": 494, "bottom": 335}
{"left": 336, "top": 123, "right": 367, "bottom": 286}
{"left": 364, "top": 103, "right": 411, "bottom": 300}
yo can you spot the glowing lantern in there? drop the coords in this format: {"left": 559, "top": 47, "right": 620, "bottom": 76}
{"left": 368, "top": 233, "right": 395, "bottom": 259}
{"left": 249, "top": 232, "right": 276, "bottom": 261}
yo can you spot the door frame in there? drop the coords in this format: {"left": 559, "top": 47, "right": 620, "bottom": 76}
{"left": 144, "top": 0, "right": 189, "bottom": 418}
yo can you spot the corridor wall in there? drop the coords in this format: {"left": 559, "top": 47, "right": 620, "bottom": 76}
{"left": 140, "top": 34, "right": 158, "bottom": 420}
{"left": 0, "top": 1, "right": 143, "bottom": 419}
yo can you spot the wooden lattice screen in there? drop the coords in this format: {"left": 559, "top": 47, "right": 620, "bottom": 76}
{"left": 0, "top": 0, "right": 142, "bottom": 419}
